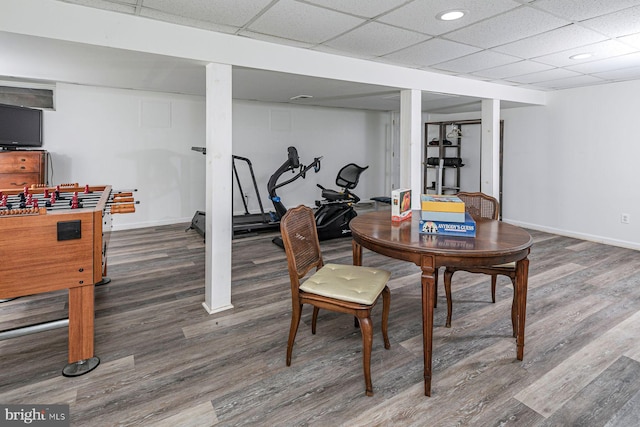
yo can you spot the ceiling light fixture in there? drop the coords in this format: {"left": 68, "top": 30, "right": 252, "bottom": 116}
{"left": 570, "top": 53, "right": 593, "bottom": 60}
{"left": 436, "top": 10, "right": 466, "bottom": 21}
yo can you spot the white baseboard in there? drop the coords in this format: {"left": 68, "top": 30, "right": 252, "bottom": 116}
{"left": 503, "top": 219, "right": 640, "bottom": 251}
{"left": 202, "top": 302, "right": 234, "bottom": 314}
{"left": 111, "top": 216, "right": 193, "bottom": 232}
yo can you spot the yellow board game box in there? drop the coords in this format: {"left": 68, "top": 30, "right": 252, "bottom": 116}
{"left": 420, "top": 194, "right": 465, "bottom": 213}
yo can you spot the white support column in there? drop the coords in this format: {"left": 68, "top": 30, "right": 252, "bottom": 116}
{"left": 481, "top": 99, "right": 500, "bottom": 198}
{"left": 400, "top": 89, "right": 422, "bottom": 209}
{"left": 202, "top": 63, "right": 234, "bottom": 314}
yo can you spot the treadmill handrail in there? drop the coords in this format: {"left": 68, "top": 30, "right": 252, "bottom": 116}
{"left": 232, "top": 155, "right": 268, "bottom": 223}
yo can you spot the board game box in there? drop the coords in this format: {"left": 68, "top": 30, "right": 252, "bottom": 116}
{"left": 419, "top": 212, "right": 476, "bottom": 237}
{"left": 391, "top": 188, "right": 412, "bottom": 222}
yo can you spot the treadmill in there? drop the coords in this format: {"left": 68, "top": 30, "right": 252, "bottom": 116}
{"left": 190, "top": 147, "right": 319, "bottom": 238}
{"left": 231, "top": 154, "right": 281, "bottom": 235}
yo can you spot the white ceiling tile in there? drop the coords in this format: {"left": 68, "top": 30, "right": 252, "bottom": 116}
{"left": 507, "top": 67, "right": 581, "bottom": 84}
{"left": 565, "top": 52, "right": 640, "bottom": 74}
{"left": 237, "top": 31, "right": 316, "bottom": 49}
{"left": 432, "top": 50, "right": 521, "bottom": 73}
{"left": 531, "top": 0, "right": 640, "bottom": 21}
{"left": 300, "top": 0, "right": 408, "bottom": 18}
{"left": 312, "top": 44, "right": 377, "bottom": 60}
{"left": 324, "top": 23, "right": 430, "bottom": 57}
{"left": 61, "top": 0, "right": 136, "bottom": 13}
{"left": 486, "top": 79, "right": 521, "bottom": 87}
{"left": 492, "top": 24, "right": 607, "bottom": 58}
{"left": 232, "top": 67, "right": 397, "bottom": 104}
{"left": 378, "top": 0, "right": 520, "bottom": 36}
{"left": 518, "top": 84, "right": 554, "bottom": 91}
{"left": 533, "top": 40, "right": 636, "bottom": 67}
{"left": 453, "top": 74, "right": 492, "bottom": 82}
{"left": 139, "top": 8, "right": 239, "bottom": 33}
{"left": 382, "top": 38, "right": 480, "bottom": 68}
{"left": 69, "top": 0, "right": 137, "bottom": 5}
{"left": 473, "top": 60, "right": 554, "bottom": 79}
{"left": 593, "top": 65, "right": 640, "bottom": 81}
{"left": 141, "top": 0, "right": 273, "bottom": 27}
{"left": 580, "top": 5, "right": 640, "bottom": 37}
{"left": 248, "top": 0, "right": 365, "bottom": 44}
{"left": 445, "top": 6, "right": 570, "bottom": 48}
{"left": 531, "top": 74, "right": 606, "bottom": 89}
{"left": 619, "top": 32, "right": 640, "bottom": 50}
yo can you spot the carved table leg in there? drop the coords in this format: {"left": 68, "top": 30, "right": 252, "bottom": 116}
{"left": 421, "top": 254, "right": 436, "bottom": 396}
{"left": 352, "top": 239, "right": 362, "bottom": 266}
{"left": 515, "top": 258, "right": 529, "bottom": 361}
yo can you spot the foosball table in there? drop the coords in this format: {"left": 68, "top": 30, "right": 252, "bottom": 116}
{"left": 0, "top": 184, "right": 136, "bottom": 376}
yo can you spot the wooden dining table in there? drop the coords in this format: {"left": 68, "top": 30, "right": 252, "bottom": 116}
{"left": 349, "top": 209, "right": 533, "bottom": 396}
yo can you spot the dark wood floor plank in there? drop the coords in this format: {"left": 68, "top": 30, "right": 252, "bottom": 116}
{"left": 541, "top": 356, "right": 640, "bottom": 426}
{"left": 515, "top": 310, "right": 640, "bottom": 417}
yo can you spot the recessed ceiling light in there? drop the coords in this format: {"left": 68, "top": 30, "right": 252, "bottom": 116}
{"left": 570, "top": 53, "right": 593, "bottom": 60}
{"left": 436, "top": 10, "right": 466, "bottom": 21}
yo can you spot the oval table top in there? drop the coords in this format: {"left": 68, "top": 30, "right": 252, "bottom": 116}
{"left": 349, "top": 209, "right": 533, "bottom": 267}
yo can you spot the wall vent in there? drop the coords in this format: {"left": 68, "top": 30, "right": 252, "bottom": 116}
{"left": 0, "top": 85, "right": 54, "bottom": 109}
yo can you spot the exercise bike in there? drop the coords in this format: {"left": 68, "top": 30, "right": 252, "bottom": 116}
{"left": 272, "top": 161, "right": 368, "bottom": 247}
{"left": 268, "top": 146, "right": 322, "bottom": 217}
{"left": 314, "top": 163, "right": 368, "bottom": 241}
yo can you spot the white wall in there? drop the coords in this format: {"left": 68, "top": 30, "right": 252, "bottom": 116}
{"left": 41, "top": 84, "right": 390, "bottom": 230}
{"left": 232, "top": 100, "right": 389, "bottom": 216}
{"left": 44, "top": 83, "right": 206, "bottom": 230}
{"left": 458, "top": 124, "right": 481, "bottom": 192}
{"left": 429, "top": 80, "right": 640, "bottom": 250}
{"left": 501, "top": 79, "right": 640, "bottom": 250}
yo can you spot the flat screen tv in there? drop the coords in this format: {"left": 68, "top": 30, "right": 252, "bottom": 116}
{"left": 0, "top": 103, "right": 43, "bottom": 149}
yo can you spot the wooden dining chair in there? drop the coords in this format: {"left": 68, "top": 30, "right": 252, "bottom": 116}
{"left": 280, "top": 205, "right": 391, "bottom": 396}
{"left": 443, "top": 192, "right": 517, "bottom": 335}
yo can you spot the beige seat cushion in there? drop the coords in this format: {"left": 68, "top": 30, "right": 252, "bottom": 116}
{"left": 300, "top": 263, "right": 391, "bottom": 305}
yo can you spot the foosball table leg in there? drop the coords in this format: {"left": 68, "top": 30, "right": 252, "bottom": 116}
{"left": 63, "top": 285, "right": 100, "bottom": 377}
{"left": 96, "top": 257, "right": 111, "bottom": 286}
{"left": 62, "top": 356, "right": 101, "bottom": 377}
{"left": 95, "top": 277, "right": 111, "bottom": 286}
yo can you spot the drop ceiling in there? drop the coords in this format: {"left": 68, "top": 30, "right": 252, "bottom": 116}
{"left": 5, "top": 0, "right": 640, "bottom": 112}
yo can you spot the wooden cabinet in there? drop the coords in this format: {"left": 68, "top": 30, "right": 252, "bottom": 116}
{"left": 0, "top": 150, "right": 47, "bottom": 189}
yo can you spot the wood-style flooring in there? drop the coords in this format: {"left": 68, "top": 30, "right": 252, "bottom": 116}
{"left": 1, "top": 220, "right": 640, "bottom": 426}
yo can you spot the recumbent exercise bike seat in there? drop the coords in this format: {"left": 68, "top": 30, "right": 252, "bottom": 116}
{"left": 318, "top": 163, "right": 368, "bottom": 203}
{"left": 314, "top": 163, "right": 368, "bottom": 242}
